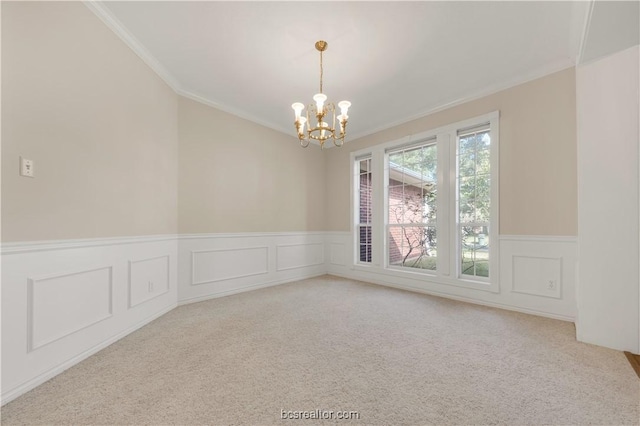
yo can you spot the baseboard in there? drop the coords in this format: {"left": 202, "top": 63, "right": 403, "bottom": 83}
{"left": 326, "top": 232, "right": 578, "bottom": 322}
{"left": 1, "top": 303, "right": 176, "bottom": 406}
{"left": 327, "top": 272, "right": 576, "bottom": 322}
{"left": 178, "top": 272, "right": 326, "bottom": 306}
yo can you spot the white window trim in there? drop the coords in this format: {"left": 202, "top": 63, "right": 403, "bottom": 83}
{"left": 354, "top": 155, "right": 373, "bottom": 265}
{"left": 350, "top": 111, "right": 500, "bottom": 293}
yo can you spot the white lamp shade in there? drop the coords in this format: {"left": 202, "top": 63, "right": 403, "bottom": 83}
{"left": 313, "top": 93, "right": 327, "bottom": 111}
{"left": 338, "top": 100, "right": 351, "bottom": 116}
{"left": 292, "top": 102, "right": 304, "bottom": 119}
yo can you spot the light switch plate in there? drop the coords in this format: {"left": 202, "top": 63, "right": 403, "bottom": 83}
{"left": 20, "top": 157, "right": 34, "bottom": 178}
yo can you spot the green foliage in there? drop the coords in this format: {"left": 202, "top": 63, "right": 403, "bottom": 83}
{"left": 458, "top": 132, "right": 490, "bottom": 223}
{"left": 389, "top": 143, "right": 438, "bottom": 269}
{"left": 462, "top": 259, "right": 489, "bottom": 277}
{"left": 388, "top": 133, "right": 491, "bottom": 278}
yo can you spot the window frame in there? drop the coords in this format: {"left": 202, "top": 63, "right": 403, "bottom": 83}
{"left": 350, "top": 111, "right": 500, "bottom": 293}
{"left": 455, "top": 124, "right": 492, "bottom": 283}
{"left": 385, "top": 138, "right": 438, "bottom": 275}
{"left": 355, "top": 156, "right": 373, "bottom": 264}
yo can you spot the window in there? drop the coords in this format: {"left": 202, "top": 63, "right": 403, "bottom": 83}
{"left": 387, "top": 140, "right": 437, "bottom": 271}
{"left": 351, "top": 112, "right": 498, "bottom": 291}
{"left": 457, "top": 126, "right": 491, "bottom": 279}
{"left": 357, "top": 157, "right": 372, "bottom": 263}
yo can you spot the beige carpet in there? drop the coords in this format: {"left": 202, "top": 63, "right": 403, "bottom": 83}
{"left": 2, "top": 275, "right": 639, "bottom": 425}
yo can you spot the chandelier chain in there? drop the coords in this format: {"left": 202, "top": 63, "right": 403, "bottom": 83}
{"left": 319, "top": 49, "right": 323, "bottom": 93}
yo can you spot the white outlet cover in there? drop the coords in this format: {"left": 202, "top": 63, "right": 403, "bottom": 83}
{"left": 20, "top": 157, "right": 34, "bottom": 178}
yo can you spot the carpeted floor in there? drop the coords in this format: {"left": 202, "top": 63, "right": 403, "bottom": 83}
{"left": 2, "top": 275, "right": 639, "bottom": 425}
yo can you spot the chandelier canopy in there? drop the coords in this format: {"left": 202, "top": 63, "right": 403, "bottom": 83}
{"left": 292, "top": 40, "right": 351, "bottom": 149}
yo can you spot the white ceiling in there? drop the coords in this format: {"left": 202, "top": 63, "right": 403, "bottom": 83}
{"left": 92, "top": 1, "right": 590, "bottom": 141}
{"left": 580, "top": 0, "right": 639, "bottom": 64}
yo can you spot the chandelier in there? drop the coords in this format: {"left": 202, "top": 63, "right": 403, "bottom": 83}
{"left": 291, "top": 40, "right": 351, "bottom": 149}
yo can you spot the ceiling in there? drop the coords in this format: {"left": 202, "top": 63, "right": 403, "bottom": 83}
{"left": 91, "top": 1, "right": 590, "bottom": 141}
{"left": 580, "top": 0, "right": 639, "bottom": 64}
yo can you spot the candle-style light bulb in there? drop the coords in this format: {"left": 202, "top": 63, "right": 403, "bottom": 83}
{"left": 338, "top": 100, "right": 351, "bottom": 117}
{"left": 292, "top": 103, "right": 304, "bottom": 120}
{"left": 313, "top": 94, "right": 327, "bottom": 113}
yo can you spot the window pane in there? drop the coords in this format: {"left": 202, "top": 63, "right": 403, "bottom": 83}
{"left": 388, "top": 226, "right": 436, "bottom": 271}
{"left": 458, "top": 152, "right": 476, "bottom": 177}
{"left": 460, "top": 225, "right": 489, "bottom": 278}
{"left": 359, "top": 225, "right": 372, "bottom": 262}
{"left": 401, "top": 189, "right": 424, "bottom": 223}
{"left": 357, "top": 157, "right": 372, "bottom": 263}
{"left": 458, "top": 176, "right": 475, "bottom": 222}
{"left": 387, "top": 142, "right": 437, "bottom": 273}
{"left": 458, "top": 133, "right": 478, "bottom": 155}
{"left": 359, "top": 158, "right": 370, "bottom": 173}
{"left": 424, "top": 185, "right": 437, "bottom": 223}
{"left": 476, "top": 147, "right": 490, "bottom": 174}
{"left": 360, "top": 172, "right": 371, "bottom": 190}
{"left": 388, "top": 152, "right": 404, "bottom": 169}
{"left": 458, "top": 130, "right": 491, "bottom": 279}
{"left": 360, "top": 225, "right": 371, "bottom": 244}
{"left": 359, "top": 188, "right": 371, "bottom": 223}
{"left": 475, "top": 178, "right": 490, "bottom": 222}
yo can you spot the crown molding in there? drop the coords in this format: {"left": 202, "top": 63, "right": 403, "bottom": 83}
{"left": 177, "top": 90, "right": 294, "bottom": 138}
{"left": 178, "top": 91, "right": 328, "bottom": 147}
{"left": 577, "top": 0, "right": 595, "bottom": 65}
{"left": 83, "top": 1, "right": 182, "bottom": 92}
{"left": 84, "top": 0, "right": 580, "bottom": 149}
{"left": 347, "top": 58, "right": 577, "bottom": 142}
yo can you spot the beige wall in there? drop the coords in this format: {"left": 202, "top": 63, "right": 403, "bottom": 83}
{"left": 178, "top": 97, "right": 326, "bottom": 233}
{"left": 1, "top": 2, "right": 179, "bottom": 242}
{"left": 325, "top": 68, "right": 577, "bottom": 236}
{"left": 2, "top": 1, "right": 576, "bottom": 240}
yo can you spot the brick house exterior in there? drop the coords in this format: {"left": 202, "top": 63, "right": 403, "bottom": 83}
{"left": 360, "top": 171, "right": 434, "bottom": 265}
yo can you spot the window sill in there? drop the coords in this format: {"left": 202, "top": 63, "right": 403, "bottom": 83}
{"left": 350, "top": 263, "right": 499, "bottom": 293}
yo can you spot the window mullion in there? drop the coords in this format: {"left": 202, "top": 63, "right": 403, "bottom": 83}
{"left": 489, "top": 116, "right": 500, "bottom": 290}
{"left": 371, "top": 149, "right": 385, "bottom": 267}
{"left": 437, "top": 133, "right": 451, "bottom": 277}
{"left": 449, "top": 132, "right": 459, "bottom": 278}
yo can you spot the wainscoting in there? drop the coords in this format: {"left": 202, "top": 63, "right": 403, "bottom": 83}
{"left": 2, "top": 232, "right": 328, "bottom": 405}
{"left": 177, "top": 233, "right": 326, "bottom": 305}
{"left": 326, "top": 232, "right": 578, "bottom": 321}
{"left": 2, "top": 231, "right": 577, "bottom": 405}
{"left": 1, "top": 236, "right": 179, "bottom": 405}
